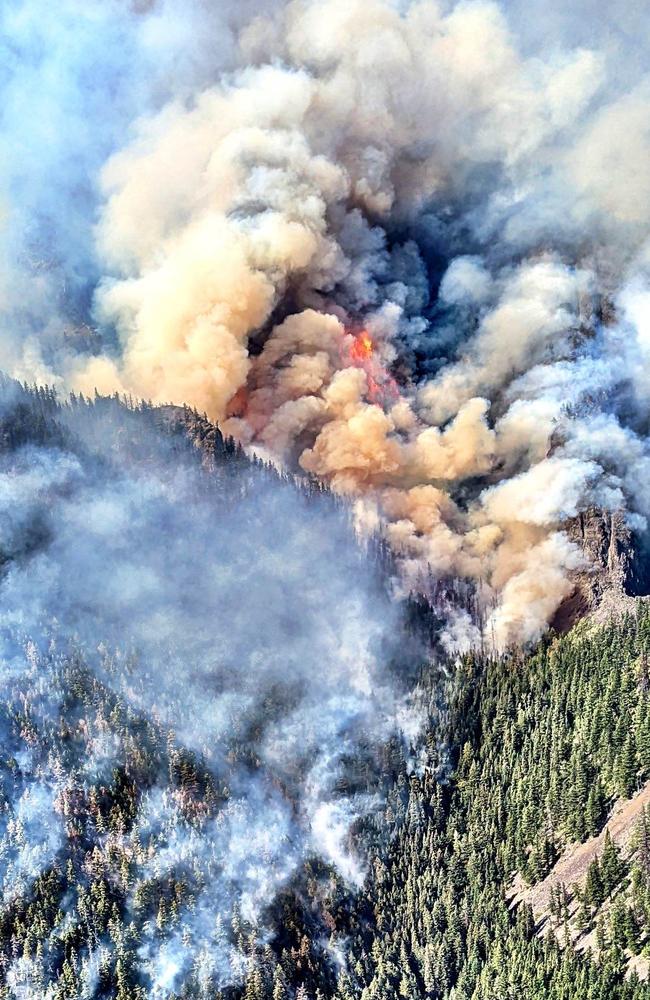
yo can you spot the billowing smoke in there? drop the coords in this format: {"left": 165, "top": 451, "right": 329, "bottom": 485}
{"left": 3, "top": 0, "right": 650, "bottom": 649}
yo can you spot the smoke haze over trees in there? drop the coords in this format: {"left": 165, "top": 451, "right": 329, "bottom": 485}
{"left": 0, "top": 379, "right": 424, "bottom": 996}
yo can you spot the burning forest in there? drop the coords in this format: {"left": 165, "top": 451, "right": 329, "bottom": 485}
{"left": 1, "top": 0, "right": 650, "bottom": 650}
{"left": 2, "top": 1, "right": 650, "bottom": 998}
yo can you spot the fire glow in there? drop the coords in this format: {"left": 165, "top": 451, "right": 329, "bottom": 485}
{"left": 347, "top": 328, "right": 400, "bottom": 407}
{"left": 350, "top": 330, "right": 374, "bottom": 362}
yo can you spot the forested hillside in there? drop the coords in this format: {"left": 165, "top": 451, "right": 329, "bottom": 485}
{"left": 340, "top": 611, "right": 650, "bottom": 1000}
{"left": 3, "top": 381, "right": 650, "bottom": 1000}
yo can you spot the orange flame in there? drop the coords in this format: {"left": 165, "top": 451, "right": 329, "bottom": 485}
{"left": 350, "top": 330, "right": 374, "bottom": 362}
{"left": 346, "top": 328, "right": 400, "bottom": 408}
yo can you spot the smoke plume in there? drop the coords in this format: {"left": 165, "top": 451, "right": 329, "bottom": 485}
{"left": 3, "top": 0, "right": 650, "bottom": 649}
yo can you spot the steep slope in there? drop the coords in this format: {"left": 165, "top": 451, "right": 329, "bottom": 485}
{"left": 553, "top": 509, "right": 650, "bottom": 633}
{"left": 337, "top": 609, "right": 650, "bottom": 1000}
{"left": 510, "top": 785, "right": 650, "bottom": 979}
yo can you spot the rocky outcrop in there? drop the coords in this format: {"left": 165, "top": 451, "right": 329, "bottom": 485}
{"left": 570, "top": 508, "right": 635, "bottom": 597}
{"left": 154, "top": 404, "right": 245, "bottom": 472}
{"left": 553, "top": 508, "right": 649, "bottom": 632}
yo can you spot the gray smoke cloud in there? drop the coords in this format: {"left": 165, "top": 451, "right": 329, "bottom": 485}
{"left": 2, "top": 0, "right": 650, "bottom": 642}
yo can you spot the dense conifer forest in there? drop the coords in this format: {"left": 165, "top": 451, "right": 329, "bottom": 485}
{"left": 2, "top": 382, "right": 650, "bottom": 999}
{"left": 342, "top": 614, "right": 650, "bottom": 1000}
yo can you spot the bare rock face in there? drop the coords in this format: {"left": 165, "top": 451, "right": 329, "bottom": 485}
{"left": 570, "top": 508, "right": 634, "bottom": 597}
{"left": 553, "top": 508, "right": 649, "bottom": 632}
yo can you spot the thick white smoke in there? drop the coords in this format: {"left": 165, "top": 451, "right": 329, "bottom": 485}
{"left": 3, "top": 0, "right": 650, "bottom": 648}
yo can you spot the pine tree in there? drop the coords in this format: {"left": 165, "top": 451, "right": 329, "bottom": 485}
{"left": 601, "top": 831, "right": 625, "bottom": 897}
{"left": 615, "top": 734, "right": 638, "bottom": 798}
{"left": 584, "top": 858, "right": 605, "bottom": 908}
{"left": 585, "top": 781, "right": 605, "bottom": 837}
